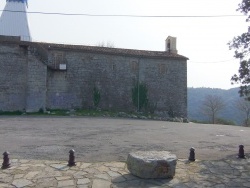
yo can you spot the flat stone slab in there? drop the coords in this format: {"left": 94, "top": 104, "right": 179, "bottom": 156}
{"left": 127, "top": 151, "right": 177, "bottom": 179}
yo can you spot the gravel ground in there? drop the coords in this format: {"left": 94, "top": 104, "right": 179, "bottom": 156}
{"left": 0, "top": 116, "right": 249, "bottom": 162}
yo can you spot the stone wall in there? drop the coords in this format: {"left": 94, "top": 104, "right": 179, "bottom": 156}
{"left": 25, "top": 49, "right": 47, "bottom": 112}
{"left": 0, "top": 39, "right": 187, "bottom": 117}
{"left": 0, "top": 42, "right": 27, "bottom": 111}
{"left": 45, "top": 49, "right": 187, "bottom": 116}
{"left": 46, "top": 51, "right": 139, "bottom": 111}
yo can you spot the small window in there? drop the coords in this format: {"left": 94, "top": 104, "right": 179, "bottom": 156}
{"left": 130, "top": 61, "right": 139, "bottom": 73}
{"left": 159, "top": 64, "right": 166, "bottom": 75}
{"left": 53, "top": 53, "right": 64, "bottom": 69}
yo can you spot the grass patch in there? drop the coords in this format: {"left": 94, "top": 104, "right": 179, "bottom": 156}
{"left": 0, "top": 109, "right": 156, "bottom": 119}
{"left": 74, "top": 109, "right": 117, "bottom": 117}
{"left": 0, "top": 110, "right": 23, "bottom": 115}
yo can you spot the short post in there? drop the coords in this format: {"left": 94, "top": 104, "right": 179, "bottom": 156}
{"left": 189, "top": 147, "right": 195, "bottom": 162}
{"left": 2, "top": 151, "right": 11, "bottom": 169}
{"left": 238, "top": 145, "right": 245, "bottom": 159}
{"left": 68, "top": 149, "right": 76, "bottom": 166}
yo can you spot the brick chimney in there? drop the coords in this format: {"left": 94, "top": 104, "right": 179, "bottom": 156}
{"left": 165, "top": 36, "right": 177, "bottom": 54}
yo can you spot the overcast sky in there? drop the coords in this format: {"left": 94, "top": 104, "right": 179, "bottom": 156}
{"left": 0, "top": 0, "right": 248, "bottom": 89}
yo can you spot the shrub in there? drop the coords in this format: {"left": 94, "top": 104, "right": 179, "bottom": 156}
{"left": 132, "top": 82, "right": 148, "bottom": 111}
{"left": 93, "top": 87, "right": 101, "bottom": 108}
{"left": 216, "top": 118, "right": 235, "bottom": 125}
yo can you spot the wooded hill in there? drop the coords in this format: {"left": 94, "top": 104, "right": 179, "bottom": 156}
{"left": 188, "top": 87, "right": 244, "bottom": 125}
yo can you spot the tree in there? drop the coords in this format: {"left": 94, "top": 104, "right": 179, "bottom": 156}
{"left": 235, "top": 98, "right": 250, "bottom": 126}
{"left": 201, "top": 95, "right": 225, "bottom": 124}
{"left": 229, "top": 0, "right": 250, "bottom": 100}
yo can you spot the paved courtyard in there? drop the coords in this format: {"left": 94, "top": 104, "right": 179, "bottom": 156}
{"left": 1, "top": 158, "right": 250, "bottom": 188}
{"left": 0, "top": 116, "right": 249, "bottom": 161}
{"left": 0, "top": 116, "right": 250, "bottom": 187}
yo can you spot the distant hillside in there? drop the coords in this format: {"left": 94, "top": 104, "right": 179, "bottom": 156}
{"left": 188, "top": 87, "right": 244, "bottom": 125}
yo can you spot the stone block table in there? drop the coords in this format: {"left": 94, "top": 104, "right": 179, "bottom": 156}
{"left": 127, "top": 151, "right": 177, "bottom": 179}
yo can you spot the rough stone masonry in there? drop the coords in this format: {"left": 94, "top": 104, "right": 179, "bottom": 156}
{"left": 0, "top": 35, "right": 188, "bottom": 117}
{"left": 127, "top": 151, "right": 177, "bottom": 179}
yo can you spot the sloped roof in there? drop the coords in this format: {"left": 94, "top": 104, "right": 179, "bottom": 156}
{"left": 40, "top": 42, "right": 189, "bottom": 60}
{"left": 0, "top": 36, "right": 188, "bottom": 60}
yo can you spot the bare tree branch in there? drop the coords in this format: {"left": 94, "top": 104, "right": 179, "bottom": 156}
{"left": 235, "top": 98, "right": 250, "bottom": 126}
{"left": 201, "top": 95, "right": 225, "bottom": 124}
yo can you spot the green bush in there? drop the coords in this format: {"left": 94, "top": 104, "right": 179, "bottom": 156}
{"left": 132, "top": 82, "right": 148, "bottom": 111}
{"left": 216, "top": 118, "right": 235, "bottom": 125}
{"left": 93, "top": 87, "right": 101, "bottom": 108}
{"left": 0, "top": 110, "right": 23, "bottom": 115}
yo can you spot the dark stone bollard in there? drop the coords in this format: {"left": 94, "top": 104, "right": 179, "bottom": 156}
{"left": 2, "top": 151, "right": 11, "bottom": 169}
{"left": 68, "top": 149, "right": 76, "bottom": 166}
{"left": 189, "top": 147, "right": 195, "bottom": 162}
{"left": 238, "top": 145, "right": 245, "bottom": 159}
